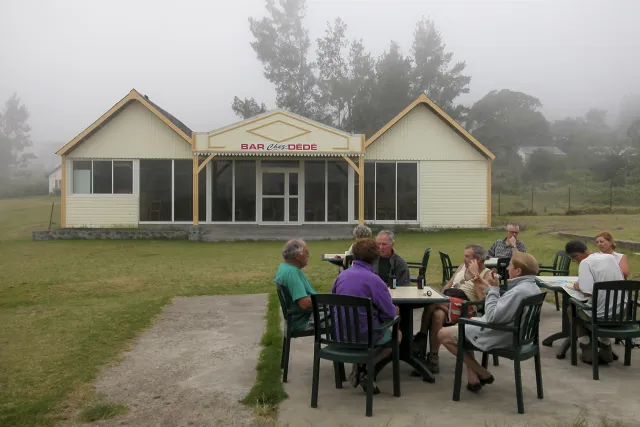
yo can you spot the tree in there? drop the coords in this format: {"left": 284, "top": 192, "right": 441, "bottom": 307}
{"left": 466, "top": 89, "right": 552, "bottom": 154}
{"left": 343, "top": 39, "right": 377, "bottom": 136}
{"left": 410, "top": 18, "right": 471, "bottom": 120}
{"left": 522, "top": 149, "right": 564, "bottom": 183}
{"left": 315, "top": 18, "right": 349, "bottom": 128}
{"left": 0, "top": 93, "right": 34, "bottom": 182}
{"left": 248, "top": 0, "right": 317, "bottom": 117}
{"left": 370, "top": 41, "right": 413, "bottom": 130}
{"left": 628, "top": 118, "right": 640, "bottom": 148}
{"left": 231, "top": 97, "right": 267, "bottom": 119}
{"left": 617, "top": 94, "right": 640, "bottom": 136}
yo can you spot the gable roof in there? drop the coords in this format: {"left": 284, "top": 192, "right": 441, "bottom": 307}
{"left": 56, "top": 89, "right": 192, "bottom": 156}
{"left": 48, "top": 165, "right": 61, "bottom": 176}
{"left": 365, "top": 93, "right": 495, "bottom": 160}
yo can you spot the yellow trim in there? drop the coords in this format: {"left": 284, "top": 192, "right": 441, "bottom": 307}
{"left": 358, "top": 156, "right": 364, "bottom": 225}
{"left": 487, "top": 160, "right": 492, "bottom": 227}
{"left": 342, "top": 155, "right": 360, "bottom": 175}
{"left": 207, "top": 110, "right": 360, "bottom": 152}
{"left": 197, "top": 153, "right": 217, "bottom": 173}
{"left": 61, "top": 156, "right": 67, "bottom": 228}
{"left": 56, "top": 89, "right": 192, "bottom": 156}
{"left": 365, "top": 93, "right": 495, "bottom": 160}
{"left": 246, "top": 119, "right": 311, "bottom": 143}
{"left": 193, "top": 156, "right": 199, "bottom": 225}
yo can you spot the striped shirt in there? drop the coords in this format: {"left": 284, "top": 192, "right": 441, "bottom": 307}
{"left": 487, "top": 238, "right": 527, "bottom": 258}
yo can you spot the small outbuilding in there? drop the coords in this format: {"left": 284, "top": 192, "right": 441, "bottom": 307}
{"left": 55, "top": 90, "right": 494, "bottom": 231}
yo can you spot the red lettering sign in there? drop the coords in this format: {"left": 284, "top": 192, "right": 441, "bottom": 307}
{"left": 240, "top": 143, "right": 318, "bottom": 151}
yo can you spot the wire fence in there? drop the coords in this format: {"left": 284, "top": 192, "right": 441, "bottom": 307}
{"left": 492, "top": 182, "right": 640, "bottom": 216}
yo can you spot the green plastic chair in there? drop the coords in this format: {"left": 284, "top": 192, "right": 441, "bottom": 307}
{"left": 569, "top": 280, "right": 640, "bottom": 380}
{"left": 538, "top": 250, "right": 571, "bottom": 311}
{"left": 310, "top": 293, "right": 401, "bottom": 417}
{"left": 438, "top": 251, "right": 459, "bottom": 286}
{"left": 453, "top": 292, "right": 547, "bottom": 414}
{"left": 275, "top": 282, "right": 315, "bottom": 383}
{"left": 407, "top": 247, "right": 431, "bottom": 287}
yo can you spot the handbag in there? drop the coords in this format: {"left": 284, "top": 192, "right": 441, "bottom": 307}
{"left": 443, "top": 288, "right": 476, "bottom": 323}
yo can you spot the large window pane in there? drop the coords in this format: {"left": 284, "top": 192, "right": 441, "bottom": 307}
{"left": 72, "top": 161, "right": 92, "bottom": 194}
{"left": 375, "top": 163, "right": 396, "bottom": 221}
{"left": 113, "top": 161, "right": 133, "bottom": 194}
{"left": 174, "top": 160, "right": 193, "bottom": 221}
{"left": 262, "top": 198, "right": 285, "bottom": 222}
{"left": 211, "top": 160, "right": 233, "bottom": 221}
{"left": 327, "top": 160, "right": 348, "bottom": 222}
{"left": 235, "top": 160, "right": 256, "bottom": 221}
{"left": 304, "top": 161, "right": 325, "bottom": 222}
{"left": 397, "top": 163, "right": 418, "bottom": 221}
{"left": 262, "top": 173, "right": 285, "bottom": 196}
{"left": 354, "top": 163, "right": 375, "bottom": 220}
{"left": 288, "top": 197, "right": 298, "bottom": 222}
{"left": 93, "top": 161, "right": 112, "bottom": 194}
{"left": 139, "top": 160, "right": 171, "bottom": 221}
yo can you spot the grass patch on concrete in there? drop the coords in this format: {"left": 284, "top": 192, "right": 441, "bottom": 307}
{"left": 79, "top": 402, "right": 128, "bottom": 422}
{"left": 242, "top": 292, "right": 288, "bottom": 416}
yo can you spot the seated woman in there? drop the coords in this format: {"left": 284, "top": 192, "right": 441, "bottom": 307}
{"left": 596, "top": 231, "right": 629, "bottom": 279}
{"left": 413, "top": 244, "right": 491, "bottom": 374}
{"left": 332, "top": 238, "right": 401, "bottom": 394}
{"left": 343, "top": 224, "right": 373, "bottom": 267}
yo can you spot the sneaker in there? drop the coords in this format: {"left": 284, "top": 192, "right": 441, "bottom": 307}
{"left": 426, "top": 353, "right": 440, "bottom": 374}
{"left": 349, "top": 364, "right": 362, "bottom": 388}
{"left": 580, "top": 342, "right": 593, "bottom": 364}
{"left": 599, "top": 343, "right": 614, "bottom": 364}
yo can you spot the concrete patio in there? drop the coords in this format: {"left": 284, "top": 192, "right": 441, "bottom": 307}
{"left": 277, "top": 302, "right": 640, "bottom": 427}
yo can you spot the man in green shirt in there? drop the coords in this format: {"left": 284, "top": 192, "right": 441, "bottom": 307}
{"left": 275, "top": 239, "right": 317, "bottom": 331}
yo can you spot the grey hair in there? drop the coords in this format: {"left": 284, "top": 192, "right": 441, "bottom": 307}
{"left": 352, "top": 224, "right": 372, "bottom": 239}
{"left": 465, "top": 244, "right": 486, "bottom": 260}
{"left": 506, "top": 223, "right": 520, "bottom": 231}
{"left": 377, "top": 230, "right": 394, "bottom": 244}
{"left": 282, "top": 239, "right": 306, "bottom": 260}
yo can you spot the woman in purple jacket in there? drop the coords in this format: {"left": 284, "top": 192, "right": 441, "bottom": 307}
{"left": 332, "top": 239, "right": 401, "bottom": 394}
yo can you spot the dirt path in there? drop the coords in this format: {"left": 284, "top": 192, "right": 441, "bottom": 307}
{"left": 67, "top": 294, "right": 267, "bottom": 427}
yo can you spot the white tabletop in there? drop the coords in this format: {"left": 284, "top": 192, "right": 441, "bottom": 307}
{"left": 535, "top": 276, "right": 578, "bottom": 286}
{"left": 388, "top": 286, "right": 447, "bottom": 301}
{"left": 485, "top": 257, "right": 499, "bottom": 267}
{"left": 322, "top": 253, "right": 345, "bottom": 259}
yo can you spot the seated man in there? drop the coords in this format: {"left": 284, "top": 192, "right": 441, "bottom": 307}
{"left": 274, "top": 239, "right": 317, "bottom": 331}
{"left": 438, "top": 250, "right": 541, "bottom": 392}
{"left": 373, "top": 230, "right": 410, "bottom": 286}
{"left": 413, "top": 244, "right": 491, "bottom": 373}
{"left": 332, "top": 239, "right": 401, "bottom": 394}
{"left": 564, "top": 240, "right": 624, "bottom": 364}
{"left": 486, "top": 223, "right": 526, "bottom": 259}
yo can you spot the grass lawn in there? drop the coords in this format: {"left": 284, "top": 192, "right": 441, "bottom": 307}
{"left": 1, "top": 196, "right": 639, "bottom": 426}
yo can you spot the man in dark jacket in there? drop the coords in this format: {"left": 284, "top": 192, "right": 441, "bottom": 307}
{"left": 373, "top": 230, "right": 410, "bottom": 286}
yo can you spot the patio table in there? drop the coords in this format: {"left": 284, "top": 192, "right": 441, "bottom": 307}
{"left": 535, "top": 276, "right": 583, "bottom": 359}
{"left": 375, "top": 286, "right": 449, "bottom": 383}
{"left": 321, "top": 253, "right": 346, "bottom": 267}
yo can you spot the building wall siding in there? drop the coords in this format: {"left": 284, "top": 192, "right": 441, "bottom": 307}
{"left": 68, "top": 101, "right": 192, "bottom": 159}
{"left": 419, "top": 160, "right": 488, "bottom": 228}
{"left": 66, "top": 196, "right": 138, "bottom": 228}
{"left": 365, "top": 105, "right": 486, "bottom": 161}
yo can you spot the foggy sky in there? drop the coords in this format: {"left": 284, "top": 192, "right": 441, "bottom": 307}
{"left": 1, "top": 0, "right": 638, "bottom": 148}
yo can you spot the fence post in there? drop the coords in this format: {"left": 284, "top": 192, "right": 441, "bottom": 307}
{"left": 568, "top": 187, "right": 571, "bottom": 212}
{"left": 531, "top": 186, "right": 534, "bottom": 213}
{"left": 610, "top": 181, "right": 613, "bottom": 213}
{"left": 48, "top": 201, "right": 55, "bottom": 231}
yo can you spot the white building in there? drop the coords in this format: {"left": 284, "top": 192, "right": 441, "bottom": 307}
{"left": 55, "top": 90, "right": 494, "bottom": 229}
{"left": 516, "top": 146, "right": 565, "bottom": 164}
{"left": 48, "top": 165, "right": 62, "bottom": 194}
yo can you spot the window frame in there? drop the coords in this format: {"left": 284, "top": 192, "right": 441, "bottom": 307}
{"left": 69, "top": 159, "right": 136, "bottom": 197}
{"left": 355, "top": 160, "right": 419, "bottom": 224}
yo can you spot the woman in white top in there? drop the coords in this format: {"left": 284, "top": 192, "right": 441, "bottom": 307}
{"left": 595, "top": 231, "right": 629, "bottom": 279}
{"left": 344, "top": 225, "right": 373, "bottom": 267}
